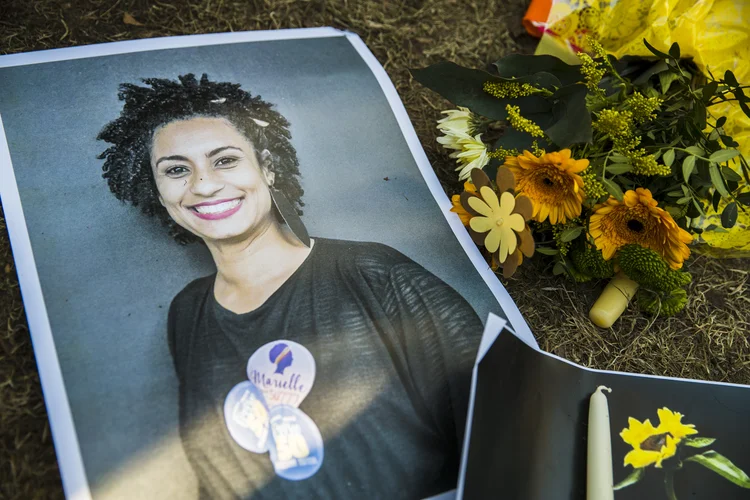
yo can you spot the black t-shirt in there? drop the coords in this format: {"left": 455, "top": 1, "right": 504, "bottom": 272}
{"left": 167, "top": 238, "right": 483, "bottom": 500}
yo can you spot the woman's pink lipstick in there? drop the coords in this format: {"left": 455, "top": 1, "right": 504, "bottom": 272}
{"left": 189, "top": 198, "right": 243, "bottom": 220}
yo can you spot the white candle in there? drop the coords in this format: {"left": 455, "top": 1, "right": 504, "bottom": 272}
{"left": 587, "top": 386, "right": 614, "bottom": 500}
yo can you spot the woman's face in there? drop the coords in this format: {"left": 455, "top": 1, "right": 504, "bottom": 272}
{"left": 151, "top": 117, "right": 275, "bottom": 243}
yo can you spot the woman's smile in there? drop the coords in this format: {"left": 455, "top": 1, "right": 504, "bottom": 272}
{"left": 189, "top": 197, "right": 244, "bottom": 220}
{"left": 151, "top": 117, "right": 276, "bottom": 242}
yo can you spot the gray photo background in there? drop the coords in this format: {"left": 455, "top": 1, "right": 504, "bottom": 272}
{"left": 0, "top": 36, "right": 506, "bottom": 499}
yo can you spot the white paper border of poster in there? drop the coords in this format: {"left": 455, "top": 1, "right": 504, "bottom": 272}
{"left": 0, "top": 27, "right": 533, "bottom": 500}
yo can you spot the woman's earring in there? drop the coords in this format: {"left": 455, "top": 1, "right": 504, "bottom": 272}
{"left": 269, "top": 188, "right": 310, "bottom": 247}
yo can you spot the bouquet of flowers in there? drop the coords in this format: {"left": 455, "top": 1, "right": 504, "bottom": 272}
{"left": 413, "top": 38, "right": 750, "bottom": 322}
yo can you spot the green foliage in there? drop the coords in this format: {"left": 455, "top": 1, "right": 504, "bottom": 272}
{"left": 412, "top": 39, "right": 750, "bottom": 235}
{"left": 637, "top": 287, "right": 688, "bottom": 316}
{"left": 617, "top": 245, "right": 668, "bottom": 284}
{"left": 569, "top": 244, "right": 615, "bottom": 279}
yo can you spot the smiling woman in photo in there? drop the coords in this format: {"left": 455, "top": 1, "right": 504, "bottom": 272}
{"left": 97, "top": 73, "right": 483, "bottom": 500}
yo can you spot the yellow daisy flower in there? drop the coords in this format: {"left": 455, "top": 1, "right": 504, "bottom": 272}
{"left": 590, "top": 188, "right": 693, "bottom": 268}
{"left": 467, "top": 187, "right": 526, "bottom": 263}
{"left": 620, "top": 407, "right": 698, "bottom": 469}
{"left": 504, "top": 149, "right": 588, "bottom": 224}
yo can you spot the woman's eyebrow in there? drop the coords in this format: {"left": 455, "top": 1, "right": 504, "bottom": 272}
{"left": 207, "top": 146, "right": 242, "bottom": 157}
{"left": 155, "top": 155, "right": 189, "bottom": 168}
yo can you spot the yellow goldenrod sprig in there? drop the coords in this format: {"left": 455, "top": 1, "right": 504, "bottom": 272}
{"left": 531, "top": 140, "right": 546, "bottom": 157}
{"left": 625, "top": 92, "right": 661, "bottom": 123}
{"left": 585, "top": 35, "right": 628, "bottom": 87}
{"left": 577, "top": 52, "right": 606, "bottom": 96}
{"left": 488, "top": 147, "right": 520, "bottom": 159}
{"left": 580, "top": 168, "right": 607, "bottom": 200}
{"left": 484, "top": 81, "right": 538, "bottom": 99}
{"left": 628, "top": 149, "right": 671, "bottom": 176}
{"left": 505, "top": 104, "right": 545, "bottom": 138}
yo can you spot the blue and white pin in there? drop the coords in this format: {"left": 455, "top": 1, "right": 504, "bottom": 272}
{"left": 246, "top": 340, "right": 316, "bottom": 408}
{"left": 267, "top": 405, "right": 324, "bottom": 481}
{"left": 224, "top": 381, "right": 271, "bottom": 453}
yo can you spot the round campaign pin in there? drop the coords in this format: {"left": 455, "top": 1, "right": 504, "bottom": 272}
{"left": 266, "top": 405, "right": 324, "bottom": 481}
{"left": 246, "top": 340, "right": 316, "bottom": 408}
{"left": 223, "top": 381, "right": 271, "bottom": 453}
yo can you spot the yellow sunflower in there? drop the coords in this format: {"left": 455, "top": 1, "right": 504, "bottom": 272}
{"left": 450, "top": 181, "right": 477, "bottom": 226}
{"left": 620, "top": 407, "right": 698, "bottom": 469}
{"left": 504, "top": 149, "right": 588, "bottom": 224}
{"left": 590, "top": 188, "right": 693, "bottom": 268}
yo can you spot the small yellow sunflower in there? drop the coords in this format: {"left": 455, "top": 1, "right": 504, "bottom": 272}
{"left": 590, "top": 188, "right": 693, "bottom": 268}
{"left": 620, "top": 407, "right": 698, "bottom": 469}
{"left": 450, "top": 181, "right": 477, "bottom": 226}
{"left": 467, "top": 187, "right": 526, "bottom": 263}
{"left": 504, "top": 149, "right": 588, "bottom": 224}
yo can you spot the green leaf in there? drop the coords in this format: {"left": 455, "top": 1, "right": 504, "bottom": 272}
{"left": 669, "top": 42, "right": 681, "bottom": 59}
{"left": 535, "top": 247, "right": 559, "bottom": 256}
{"left": 633, "top": 60, "right": 670, "bottom": 85}
{"left": 609, "top": 154, "right": 630, "bottom": 163}
{"left": 492, "top": 54, "right": 583, "bottom": 87}
{"left": 738, "top": 192, "right": 750, "bottom": 206}
{"left": 686, "top": 451, "right": 750, "bottom": 488}
{"left": 716, "top": 116, "right": 727, "bottom": 127}
{"left": 663, "top": 149, "right": 675, "bottom": 166}
{"left": 666, "top": 206, "right": 683, "bottom": 217}
{"left": 693, "top": 100, "right": 707, "bottom": 131}
{"left": 659, "top": 72, "right": 680, "bottom": 94}
{"left": 682, "top": 155, "right": 696, "bottom": 183}
{"left": 644, "top": 38, "right": 670, "bottom": 59}
{"left": 724, "top": 70, "right": 739, "bottom": 87}
{"left": 410, "top": 62, "right": 554, "bottom": 122}
{"left": 688, "top": 199, "right": 704, "bottom": 218}
{"left": 544, "top": 84, "right": 593, "bottom": 147}
{"left": 685, "top": 145, "right": 705, "bottom": 156}
{"left": 709, "top": 129, "right": 720, "bottom": 141}
{"left": 740, "top": 100, "right": 750, "bottom": 119}
{"left": 709, "top": 149, "right": 740, "bottom": 163}
{"left": 552, "top": 262, "right": 565, "bottom": 276}
{"left": 607, "top": 163, "right": 634, "bottom": 175}
{"left": 722, "top": 202, "right": 738, "bottom": 228}
{"left": 684, "top": 437, "right": 717, "bottom": 448}
{"left": 720, "top": 135, "right": 740, "bottom": 148}
{"left": 494, "top": 128, "right": 540, "bottom": 154}
{"left": 712, "top": 190, "right": 723, "bottom": 211}
{"left": 614, "top": 468, "right": 645, "bottom": 491}
{"left": 709, "top": 162, "right": 731, "bottom": 198}
{"left": 602, "top": 178, "right": 624, "bottom": 201}
{"left": 702, "top": 81, "right": 719, "bottom": 102}
{"left": 560, "top": 226, "right": 583, "bottom": 242}
{"left": 722, "top": 166, "right": 743, "bottom": 182}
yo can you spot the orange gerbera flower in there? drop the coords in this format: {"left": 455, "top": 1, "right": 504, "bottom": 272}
{"left": 590, "top": 188, "right": 693, "bottom": 268}
{"left": 504, "top": 149, "right": 588, "bottom": 224}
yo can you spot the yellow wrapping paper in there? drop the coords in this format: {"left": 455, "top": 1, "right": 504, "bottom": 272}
{"left": 536, "top": 0, "right": 750, "bottom": 256}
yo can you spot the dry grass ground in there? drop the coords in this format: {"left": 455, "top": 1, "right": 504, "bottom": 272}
{"left": 0, "top": 1, "right": 748, "bottom": 498}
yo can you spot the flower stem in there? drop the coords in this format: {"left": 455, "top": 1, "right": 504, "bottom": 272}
{"left": 665, "top": 471, "right": 678, "bottom": 500}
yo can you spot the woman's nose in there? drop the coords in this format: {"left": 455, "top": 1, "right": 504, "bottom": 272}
{"left": 189, "top": 170, "right": 224, "bottom": 196}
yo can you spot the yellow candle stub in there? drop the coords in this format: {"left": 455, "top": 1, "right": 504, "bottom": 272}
{"left": 589, "top": 272, "right": 639, "bottom": 328}
{"left": 587, "top": 386, "right": 614, "bottom": 500}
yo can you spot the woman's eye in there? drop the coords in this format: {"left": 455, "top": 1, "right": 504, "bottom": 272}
{"left": 165, "top": 165, "right": 189, "bottom": 178}
{"left": 215, "top": 156, "right": 238, "bottom": 168}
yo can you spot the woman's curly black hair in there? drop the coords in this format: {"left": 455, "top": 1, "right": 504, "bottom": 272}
{"left": 97, "top": 73, "right": 303, "bottom": 244}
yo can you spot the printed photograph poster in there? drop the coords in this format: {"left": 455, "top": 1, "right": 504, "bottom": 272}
{"left": 460, "top": 316, "right": 750, "bottom": 500}
{"left": 0, "top": 29, "right": 532, "bottom": 500}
